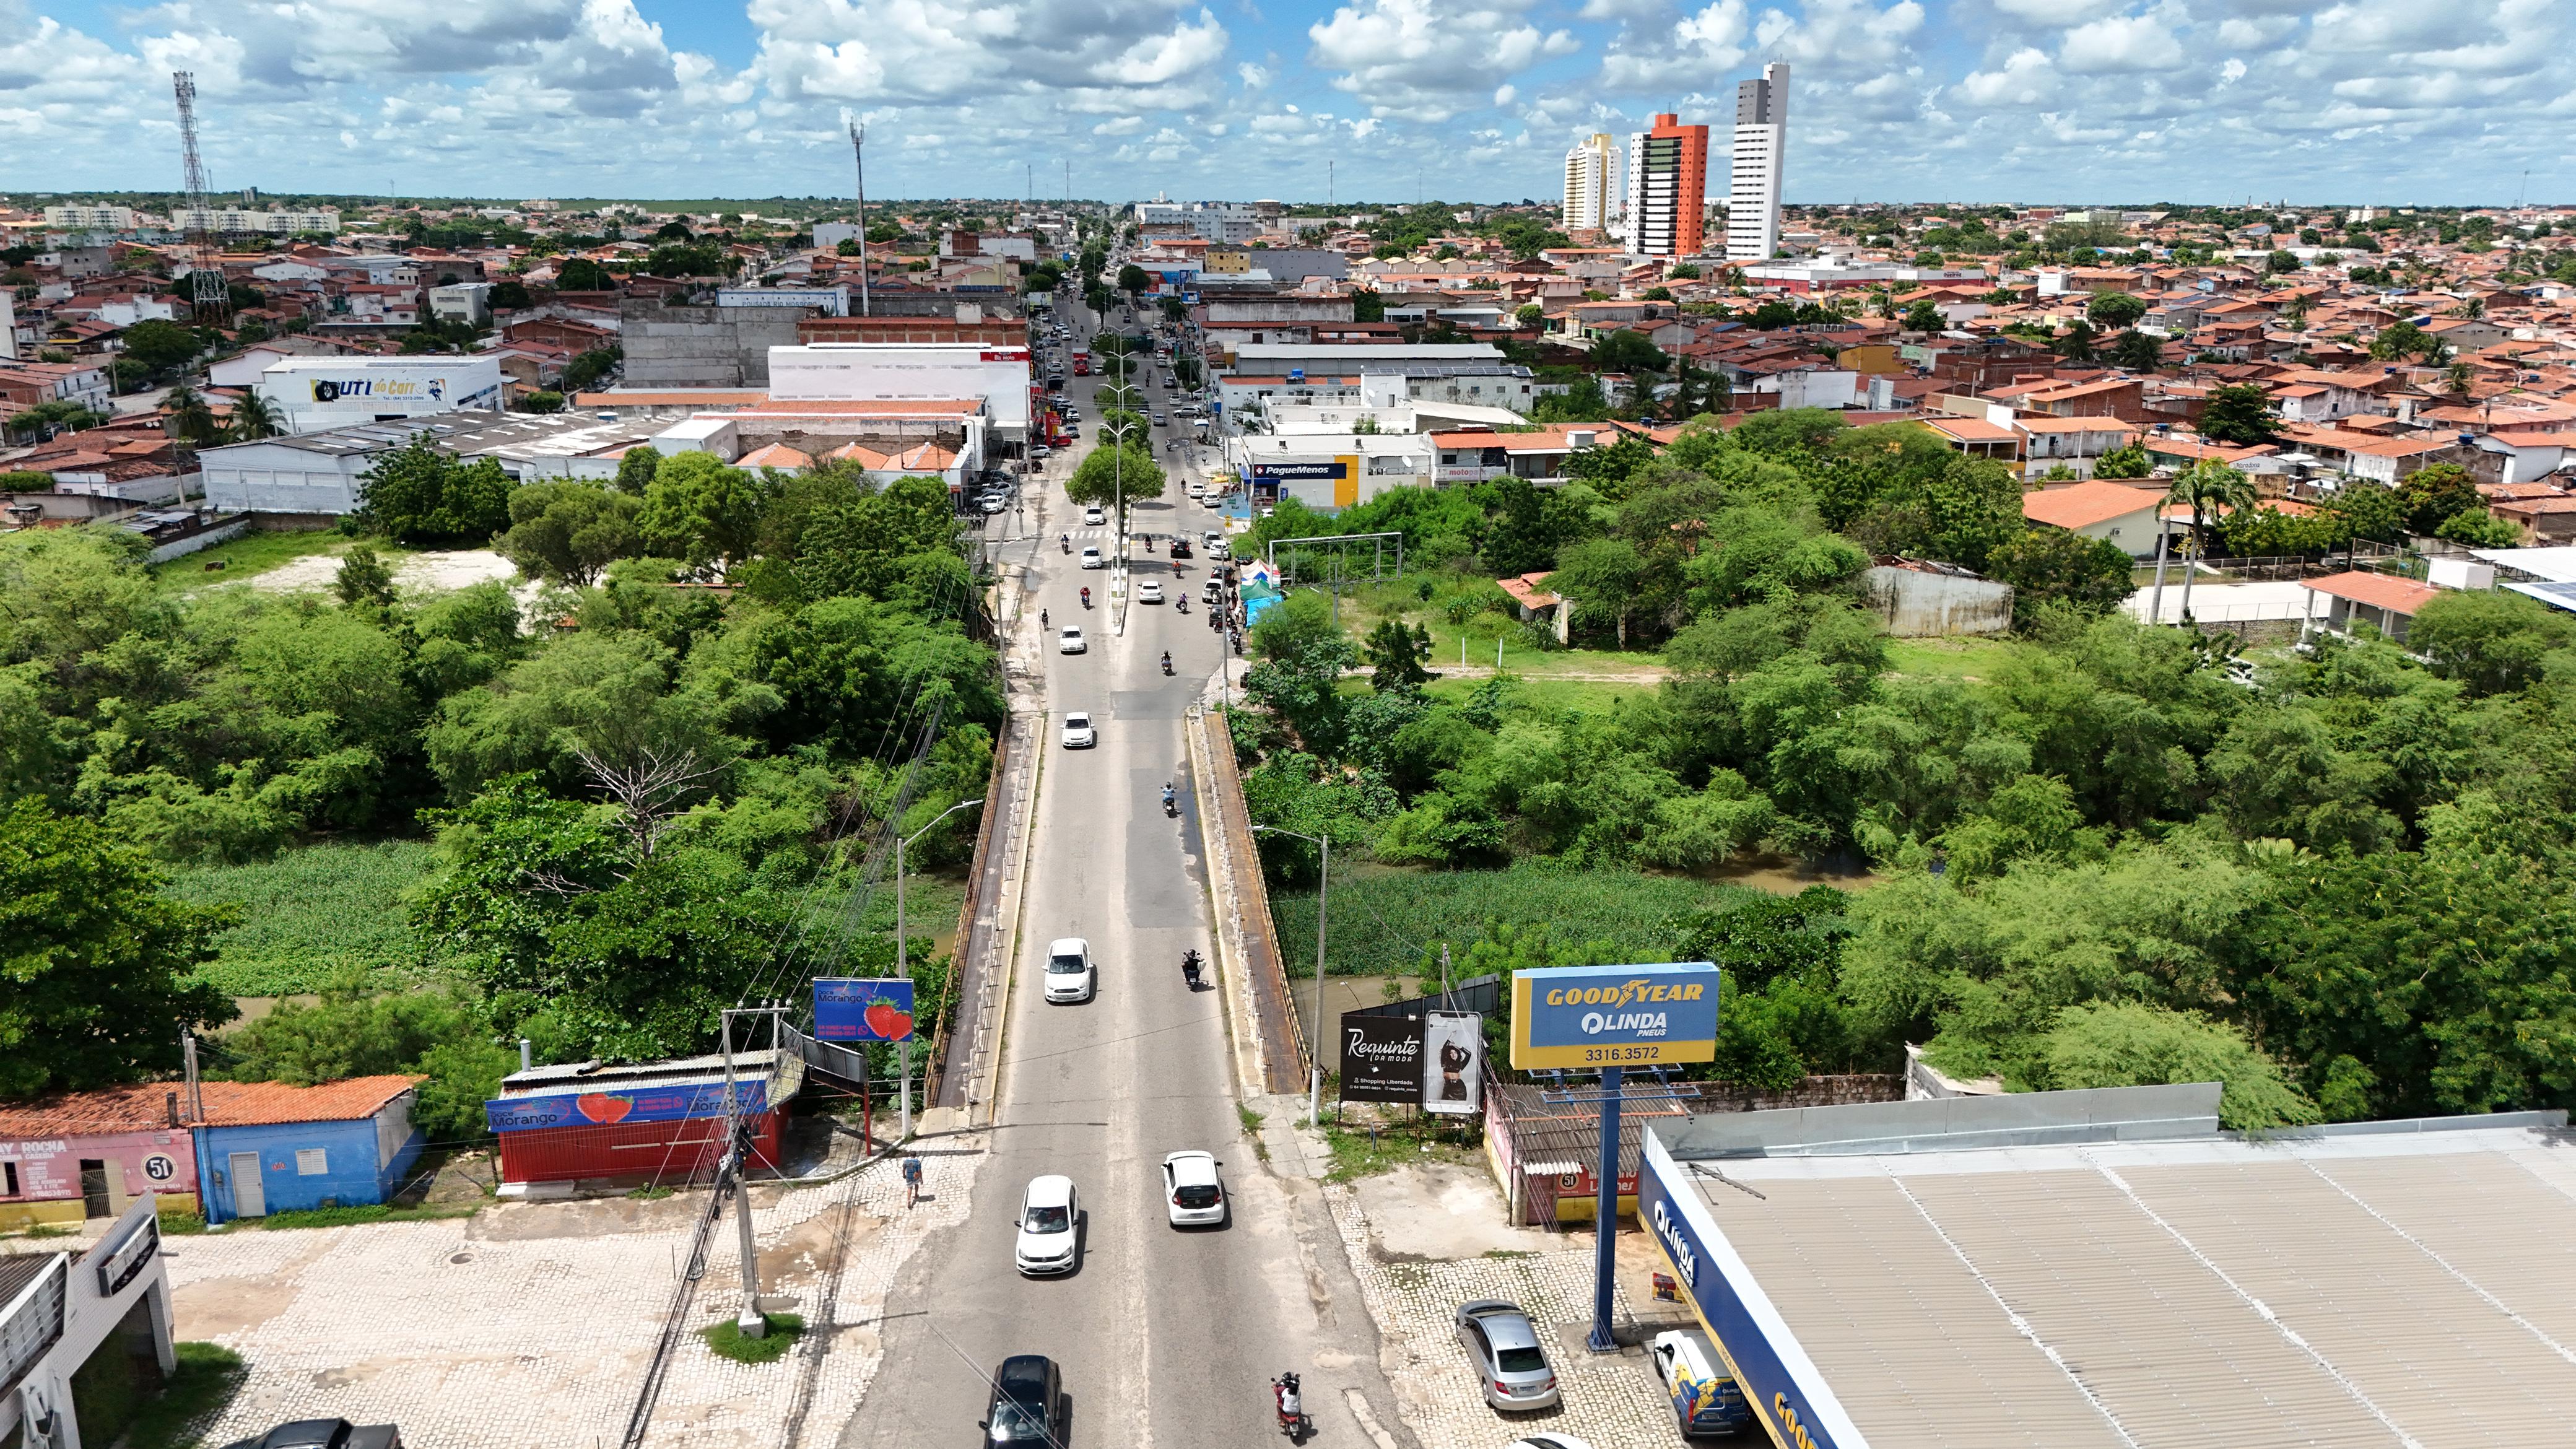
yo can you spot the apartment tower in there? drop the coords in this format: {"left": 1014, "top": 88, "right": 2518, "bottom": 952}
{"left": 1624, "top": 113, "right": 1709, "bottom": 257}
{"left": 1726, "top": 63, "right": 1789, "bottom": 262}
{"left": 1562, "top": 133, "right": 1617, "bottom": 235}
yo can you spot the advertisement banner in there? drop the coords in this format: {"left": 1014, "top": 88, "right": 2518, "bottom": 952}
{"left": 308, "top": 375, "right": 446, "bottom": 404}
{"left": 814, "top": 978, "right": 918, "bottom": 1042}
{"left": 1509, "top": 962, "right": 1721, "bottom": 1070}
{"left": 1251, "top": 461, "right": 1349, "bottom": 481}
{"left": 482, "top": 1079, "right": 765, "bottom": 1134}
{"left": 1421, "top": 1011, "right": 1483, "bottom": 1115}
{"left": 1339, "top": 1015, "right": 1424, "bottom": 1102}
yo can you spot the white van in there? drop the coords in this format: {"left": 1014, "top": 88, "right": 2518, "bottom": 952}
{"left": 1648, "top": 1329, "right": 1752, "bottom": 1438}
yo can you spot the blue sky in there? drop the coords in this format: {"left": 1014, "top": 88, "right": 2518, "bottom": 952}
{"left": 3, "top": 0, "right": 2569, "bottom": 205}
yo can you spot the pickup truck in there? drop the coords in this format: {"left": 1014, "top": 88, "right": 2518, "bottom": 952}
{"left": 221, "top": 1418, "right": 403, "bottom": 1449}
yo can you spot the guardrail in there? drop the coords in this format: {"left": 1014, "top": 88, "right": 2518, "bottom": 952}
{"left": 1194, "top": 707, "right": 1309, "bottom": 1093}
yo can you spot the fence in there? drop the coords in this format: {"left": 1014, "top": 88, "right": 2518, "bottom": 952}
{"left": 1196, "top": 707, "right": 1310, "bottom": 1093}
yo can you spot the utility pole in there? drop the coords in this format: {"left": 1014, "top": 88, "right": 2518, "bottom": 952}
{"left": 848, "top": 119, "right": 872, "bottom": 317}
{"left": 180, "top": 1032, "right": 202, "bottom": 1123}
{"left": 721, "top": 1009, "right": 765, "bottom": 1339}
{"left": 172, "top": 72, "right": 228, "bottom": 326}
{"left": 896, "top": 797, "right": 983, "bottom": 1141}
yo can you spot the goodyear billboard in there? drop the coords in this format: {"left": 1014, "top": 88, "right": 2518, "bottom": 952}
{"left": 1508, "top": 962, "right": 1720, "bottom": 1070}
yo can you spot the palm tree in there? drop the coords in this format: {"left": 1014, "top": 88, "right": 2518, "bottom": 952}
{"left": 228, "top": 391, "right": 283, "bottom": 441}
{"left": 164, "top": 385, "right": 219, "bottom": 446}
{"left": 2163, "top": 459, "right": 2255, "bottom": 622}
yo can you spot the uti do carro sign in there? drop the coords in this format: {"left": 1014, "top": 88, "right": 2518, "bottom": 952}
{"left": 1508, "top": 962, "right": 1721, "bottom": 1069}
{"left": 814, "top": 978, "right": 917, "bottom": 1043}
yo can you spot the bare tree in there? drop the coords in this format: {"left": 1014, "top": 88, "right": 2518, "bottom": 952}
{"left": 576, "top": 746, "right": 721, "bottom": 861}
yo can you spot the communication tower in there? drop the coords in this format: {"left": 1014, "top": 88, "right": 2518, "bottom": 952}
{"left": 172, "top": 72, "right": 230, "bottom": 324}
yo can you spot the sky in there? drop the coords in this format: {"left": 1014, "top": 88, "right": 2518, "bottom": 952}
{"left": 1, "top": 0, "right": 2569, "bottom": 206}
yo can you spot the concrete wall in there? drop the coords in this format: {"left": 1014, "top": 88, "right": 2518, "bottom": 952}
{"left": 1660, "top": 1081, "right": 2223, "bottom": 1158}
{"left": 1861, "top": 565, "right": 2014, "bottom": 637}
{"left": 620, "top": 297, "right": 819, "bottom": 388}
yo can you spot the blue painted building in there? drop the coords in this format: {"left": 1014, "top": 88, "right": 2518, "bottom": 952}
{"left": 188, "top": 1076, "right": 425, "bottom": 1224}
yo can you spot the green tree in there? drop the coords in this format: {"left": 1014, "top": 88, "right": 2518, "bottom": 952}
{"left": 612, "top": 444, "right": 662, "bottom": 497}
{"left": 2266, "top": 249, "right": 2303, "bottom": 275}
{"left": 1589, "top": 328, "right": 1668, "bottom": 375}
{"left": 165, "top": 385, "right": 220, "bottom": 446}
{"left": 354, "top": 435, "right": 516, "bottom": 546}
{"left": 1116, "top": 263, "right": 1150, "bottom": 294}
{"left": 1362, "top": 618, "right": 1434, "bottom": 692}
{"left": 2408, "top": 588, "right": 2576, "bottom": 697}
{"left": 2039, "top": 1001, "right": 2317, "bottom": 1129}
{"left": 489, "top": 279, "right": 533, "bottom": 310}
{"left": 1549, "top": 536, "right": 1647, "bottom": 644}
{"left": 2394, "top": 463, "right": 2479, "bottom": 537}
{"left": 2086, "top": 292, "right": 2147, "bottom": 329}
{"left": 335, "top": 544, "right": 398, "bottom": 609}
{"left": 1901, "top": 300, "right": 1944, "bottom": 333}
{"left": 1063, "top": 437, "right": 1166, "bottom": 525}
{"left": 639, "top": 451, "right": 775, "bottom": 570}
{"left": 2106, "top": 329, "right": 2162, "bottom": 372}
{"left": 2198, "top": 383, "right": 2279, "bottom": 444}
{"left": 565, "top": 347, "right": 622, "bottom": 393}
{"left": 2092, "top": 441, "right": 2151, "bottom": 478}
{"left": 1985, "top": 528, "right": 2136, "bottom": 627}
{"left": 557, "top": 257, "right": 615, "bottom": 290}
{"left": 2434, "top": 508, "right": 2522, "bottom": 547}
{"left": 0, "top": 798, "right": 237, "bottom": 1099}
{"left": 498, "top": 482, "right": 641, "bottom": 586}
{"left": 120, "top": 318, "right": 201, "bottom": 376}
{"left": 1245, "top": 591, "right": 1360, "bottom": 753}
{"left": 227, "top": 390, "right": 284, "bottom": 441}
{"left": 2054, "top": 318, "right": 2099, "bottom": 363}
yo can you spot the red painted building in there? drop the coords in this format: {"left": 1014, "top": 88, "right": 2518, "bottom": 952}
{"left": 487, "top": 1050, "right": 792, "bottom": 1191}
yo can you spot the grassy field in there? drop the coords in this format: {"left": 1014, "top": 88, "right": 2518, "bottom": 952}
{"left": 163, "top": 839, "right": 445, "bottom": 996}
{"left": 1271, "top": 861, "right": 1763, "bottom": 979}
{"left": 1884, "top": 635, "right": 2023, "bottom": 682}
{"left": 150, "top": 528, "right": 385, "bottom": 592}
{"left": 1421, "top": 672, "right": 1655, "bottom": 716}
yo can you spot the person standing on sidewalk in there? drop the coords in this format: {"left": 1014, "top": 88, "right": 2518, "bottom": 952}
{"left": 902, "top": 1154, "right": 924, "bottom": 1208}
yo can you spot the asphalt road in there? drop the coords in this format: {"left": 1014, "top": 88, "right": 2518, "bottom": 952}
{"left": 845, "top": 299, "right": 1387, "bottom": 1449}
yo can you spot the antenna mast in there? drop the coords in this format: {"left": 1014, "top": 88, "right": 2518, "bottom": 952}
{"left": 172, "top": 72, "right": 229, "bottom": 325}
{"left": 848, "top": 118, "right": 872, "bottom": 317}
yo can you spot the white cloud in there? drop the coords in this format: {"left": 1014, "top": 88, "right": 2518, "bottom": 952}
{"left": 2058, "top": 14, "right": 2184, "bottom": 73}
{"left": 1308, "top": 0, "right": 1577, "bottom": 122}
{"left": 1957, "top": 46, "right": 2057, "bottom": 106}
{"left": 1991, "top": 0, "right": 2117, "bottom": 21}
{"left": 749, "top": 0, "right": 1230, "bottom": 111}
{"left": 1598, "top": 0, "right": 1749, "bottom": 94}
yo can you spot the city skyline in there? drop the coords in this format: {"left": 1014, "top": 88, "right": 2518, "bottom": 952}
{"left": 1, "top": 0, "right": 2568, "bottom": 204}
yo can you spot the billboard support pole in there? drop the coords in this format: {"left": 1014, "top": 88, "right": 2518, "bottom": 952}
{"left": 1589, "top": 1064, "right": 1624, "bottom": 1351}
{"left": 721, "top": 1009, "right": 765, "bottom": 1339}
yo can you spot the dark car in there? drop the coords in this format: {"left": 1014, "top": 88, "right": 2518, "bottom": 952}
{"left": 220, "top": 1421, "right": 402, "bottom": 1449}
{"left": 981, "top": 1354, "right": 1063, "bottom": 1446}
{"left": 1169, "top": 538, "right": 1193, "bottom": 559}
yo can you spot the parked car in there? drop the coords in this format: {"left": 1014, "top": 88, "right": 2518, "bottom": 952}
{"left": 1455, "top": 1300, "right": 1561, "bottom": 1411}
{"left": 1012, "top": 1175, "right": 1079, "bottom": 1275}
{"left": 1058, "top": 627, "right": 1087, "bottom": 655}
{"left": 981, "top": 494, "right": 1007, "bottom": 514}
{"left": 1649, "top": 1328, "right": 1752, "bottom": 1437}
{"left": 981, "top": 1354, "right": 1064, "bottom": 1447}
{"left": 1160, "top": 1150, "right": 1225, "bottom": 1227}
{"left": 1045, "top": 937, "right": 1097, "bottom": 1004}
{"left": 220, "top": 1422, "right": 402, "bottom": 1449}
{"left": 1137, "top": 580, "right": 1163, "bottom": 604}
{"left": 1060, "top": 710, "right": 1095, "bottom": 749}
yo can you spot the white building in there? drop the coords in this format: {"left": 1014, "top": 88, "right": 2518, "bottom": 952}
{"left": 198, "top": 411, "right": 661, "bottom": 514}
{"left": 812, "top": 221, "right": 861, "bottom": 251}
{"left": 1562, "top": 134, "right": 1617, "bottom": 234}
{"left": 0, "top": 1198, "right": 179, "bottom": 1449}
{"left": 0, "top": 290, "right": 16, "bottom": 362}
{"left": 1726, "top": 62, "right": 1790, "bottom": 263}
{"left": 429, "top": 282, "right": 494, "bottom": 327}
{"left": 253, "top": 355, "right": 507, "bottom": 435}
{"left": 767, "top": 342, "right": 1033, "bottom": 440}
{"left": 40, "top": 204, "right": 137, "bottom": 230}
{"left": 168, "top": 207, "right": 342, "bottom": 235}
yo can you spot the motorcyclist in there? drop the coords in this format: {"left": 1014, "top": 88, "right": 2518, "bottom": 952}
{"left": 1161, "top": 780, "right": 1177, "bottom": 811}
{"left": 1061, "top": 533, "right": 1070, "bottom": 552}
{"left": 1040, "top": 608, "right": 1049, "bottom": 629}
{"left": 1274, "top": 1373, "right": 1303, "bottom": 1429}
{"left": 1161, "top": 650, "right": 1172, "bottom": 671}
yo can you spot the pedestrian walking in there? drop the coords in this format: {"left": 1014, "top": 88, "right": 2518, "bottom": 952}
{"left": 902, "top": 1154, "right": 924, "bottom": 1208}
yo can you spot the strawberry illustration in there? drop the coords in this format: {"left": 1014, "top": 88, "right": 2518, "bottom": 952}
{"left": 576, "top": 1092, "right": 632, "bottom": 1124}
{"left": 864, "top": 1001, "right": 913, "bottom": 1041}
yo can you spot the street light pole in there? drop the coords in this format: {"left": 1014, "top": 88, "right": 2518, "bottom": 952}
{"left": 1250, "top": 825, "right": 1329, "bottom": 1127}
{"left": 895, "top": 796, "right": 985, "bottom": 1142}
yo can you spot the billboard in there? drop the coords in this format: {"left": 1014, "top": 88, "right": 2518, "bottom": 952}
{"left": 1508, "top": 962, "right": 1721, "bottom": 1070}
{"left": 1340, "top": 1015, "right": 1423, "bottom": 1102}
{"left": 308, "top": 375, "right": 448, "bottom": 404}
{"left": 815, "top": 978, "right": 917, "bottom": 1042}
{"left": 1338, "top": 1009, "right": 1483, "bottom": 1114}
{"left": 483, "top": 1079, "right": 766, "bottom": 1134}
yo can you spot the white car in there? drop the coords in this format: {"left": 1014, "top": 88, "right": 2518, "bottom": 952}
{"left": 1013, "top": 1175, "right": 1079, "bottom": 1276}
{"left": 1202, "top": 530, "right": 1225, "bottom": 554}
{"left": 1060, "top": 711, "right": 1095, "bottom": 749}
{"left": 1030, "top": 444, "right": 1052, "bottom": 459}
{"left": 1136, "top": 580, "right": 1163, "bottom": 604}
{"left": 1059, "top": 627, "right": 1087, "bottom": 655}
{"left": 1081, "top": 546, "right": 1103, "bottom": 570}
{"left": 1161, "top": 1151, "right": 1225, "bottom": 1227}
{"left": 1045, "top": 937, "right": 1097, "bottom": 1004}
{"left": 1084, "top": 505, "right": 1107, "bottom": 525}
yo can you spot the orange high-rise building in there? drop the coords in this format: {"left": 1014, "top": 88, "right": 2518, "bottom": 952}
{"left": 1624, "top": 112, "right": 1710, "bottom": 257}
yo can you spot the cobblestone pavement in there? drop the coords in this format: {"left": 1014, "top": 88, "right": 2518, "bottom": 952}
{"left": 1322, "top": 1182, "right": 1692, "bottom": 1449}
{"left": 168, "top": 1143, "right": 985, "bottom": 1449}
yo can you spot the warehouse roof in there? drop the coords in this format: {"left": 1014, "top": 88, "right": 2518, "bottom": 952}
{"left": 1673, "top": 1123, "right": 2576, "bottom": 1449}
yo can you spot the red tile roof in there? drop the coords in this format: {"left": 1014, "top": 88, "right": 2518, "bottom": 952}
{"left": 1497, "top": 571, "right": 1560, "bottom": 609}
{"left": 2024, "top": 481, "right": 2164, "bottom": 530}
{"left": 2302, "top": 570, "right": 2442, "bottom": 616}
{"left": 0, "top": 1076, "right": 421, "bottom": 1138}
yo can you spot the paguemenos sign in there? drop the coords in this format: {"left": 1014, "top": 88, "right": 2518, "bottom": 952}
{"left": 1508, "top": 962, "right": 1722, "bottom": 1069}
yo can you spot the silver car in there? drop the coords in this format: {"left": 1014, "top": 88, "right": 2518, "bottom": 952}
{"left": 1455, "top": 1300, "right": 1561, "bottom": 1411}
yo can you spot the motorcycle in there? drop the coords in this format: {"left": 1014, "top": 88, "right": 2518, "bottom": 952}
{"left": 1181, "top": 948, "right": 1204, "bottom": 989}
{"left": 1161, "top": 782, "right": 1179, "bottom": 817}
{"left": 1272, "top": 1374, "right": 1310, "bottom": 1442}
{"left": 1080, "top": 587, "right": 1092, "bottom": 609}
{"left": 1061, "top": 534, "right": 1071, "bottom": 554}
{"left": 1161, "top": 651, "right": 1173, "bottom": 676}
{"left": 1175, "top": 594, "right": 1188, "bottom": 615}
